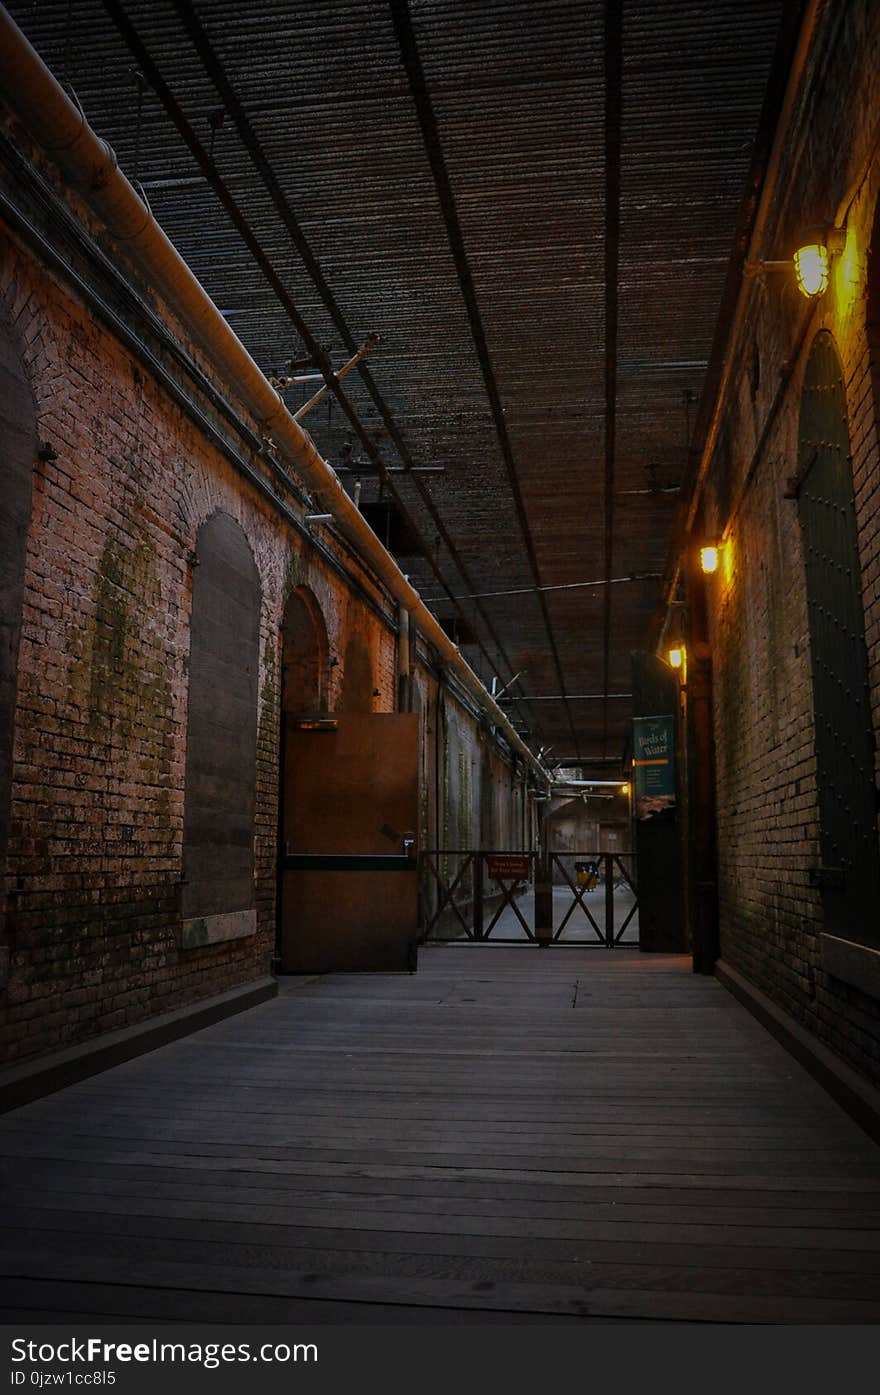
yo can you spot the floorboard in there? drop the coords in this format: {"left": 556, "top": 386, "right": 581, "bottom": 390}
{"left": 3, "top": 946, "right": 880, "bottom": 1322}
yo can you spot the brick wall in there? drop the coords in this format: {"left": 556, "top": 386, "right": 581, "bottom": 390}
{"left": 0, "top": 195, "right": 524, "bottom": 1065}
{"left": 698, "top": 0, "right": 880, "bottom": 1086}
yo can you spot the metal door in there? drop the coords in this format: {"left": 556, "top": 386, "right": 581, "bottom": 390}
{"left": 797, "top": 331, "right": 880, "bottom": 939}
{"left": 280, "top": 713, "right": 419, "bottom": 972}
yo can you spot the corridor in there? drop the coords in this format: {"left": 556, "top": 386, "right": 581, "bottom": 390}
{"left": 2, "top": 948, "right": 879, "bottom": 1325}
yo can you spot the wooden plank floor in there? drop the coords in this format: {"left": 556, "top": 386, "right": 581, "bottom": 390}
{"left": 3, "top": 946, "right": 880, "bottom": 1323}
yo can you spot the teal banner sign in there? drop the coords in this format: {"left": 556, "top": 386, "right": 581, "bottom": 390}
{"left": 633, "top": 715, "right": 675, "bottom": 819}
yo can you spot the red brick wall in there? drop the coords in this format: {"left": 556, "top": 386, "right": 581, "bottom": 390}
{"left": 0, "top": 223, "right": 522, "bottom": 1066}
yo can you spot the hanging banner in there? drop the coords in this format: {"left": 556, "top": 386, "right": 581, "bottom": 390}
{"left": 633, "top": 714, "right": 675, "bottom": 819}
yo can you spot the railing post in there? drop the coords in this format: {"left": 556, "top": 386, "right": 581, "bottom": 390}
{"left": 417, "top": 851, "right": 424, "bottom": 941}
{"left": 535, "top": 818, "right": 553, "bottom": 946}
{"left": 605, "top": 853, "right": 615, "bottom": 947}
{"left": 473, "top": 852, "right": 484, "bottom": 939}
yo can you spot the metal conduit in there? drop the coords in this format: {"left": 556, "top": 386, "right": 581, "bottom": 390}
{"left": 0, "top": 3, "right": 550, "bottom": 790}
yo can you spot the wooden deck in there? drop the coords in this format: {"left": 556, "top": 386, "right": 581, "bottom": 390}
{"left": 2, "top": 946, "right": 880, "bottom": 1324}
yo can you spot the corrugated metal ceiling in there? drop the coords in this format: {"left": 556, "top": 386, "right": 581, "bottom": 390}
{"left": 6, "top": 0, "right": 787, "bottom": 768}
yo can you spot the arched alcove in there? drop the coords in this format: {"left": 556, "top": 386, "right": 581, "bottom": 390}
{"left": 181, "top": 512, "right": 261, "bottom": 941}
{"left": 281, "top": 586, "right": 328, "bottom": 717}
{"left": 0, "top": 314, "right": 37, "bottom": 902}
{"left": 865, "top": 194, "right": 880, "bottom": 424}
{"left": 337, "top": 632, "right": 375, "bottom": 712}
{"left": 797, "top": 331, "right": 880, "bottom": 943}
{"left": 278, "top": 586, "right": 329, "bottom": 967}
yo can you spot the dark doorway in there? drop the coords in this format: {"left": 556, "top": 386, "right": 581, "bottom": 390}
{"left": 631, "top": 650, "right": 687, "bottom": 952}
{"left": 278, "top": 587, "right": 328, "bottom": 968}
{"left": 797, "top": 331, "right": 880, "bottom": 944}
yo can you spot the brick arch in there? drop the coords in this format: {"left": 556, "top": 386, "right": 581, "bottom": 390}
{"left": 181, "top": 511, "right": 262, "bottom": 943}
{"left": 796, "top": 329, "right": 880, "bottom": 945}
{"left": 277, "top": 586, "right": 329, "bottom": 966}
{"left": 0, "top": 307, "right": 37, "bottom": 911}
{"left": 281, "top": 585, "right": 329, "bottom": 717}
{"left": 337, "top": 631, "right": 376, "bottom": 713}
{"left": 866, "top": 192, "right": 880, "bottom": 428}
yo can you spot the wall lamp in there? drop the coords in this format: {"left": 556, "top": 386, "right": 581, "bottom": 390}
{"left": 667, "top": 646, "right": 685, "bottom": 670}
{"left": 699, "top": 540, "right": 730, "bottom": 574}
{"left": 746, "top": 224, "right": 846, "bottom": 299}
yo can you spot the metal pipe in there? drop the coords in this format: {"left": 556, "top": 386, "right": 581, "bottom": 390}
{"left": 491, "top": 670, "right": 525, "bottom": 700}
{"left": 0, "top": 4, "right": 549, "bottom": 790}
{"left": 553, "top": 780, "right": 627, "bottom": 789}
{"left": 397, "top": 603, "right": 411, "bottom": 713}
{"left": 423, "top": 574, "right": 659, "bottom": 603}
{"left": 292, "top": 334, "right": 380, "bottom": 421}
{"left": 504, "top": 693, "right": 631, "bottom": 702}
{"left": 616, "top": 486, "right": 679, "bottom": 496}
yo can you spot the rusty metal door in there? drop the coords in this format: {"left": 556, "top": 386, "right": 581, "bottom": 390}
{"left": 280, "top": 713, "right": 419, "bottom": 972}
{"left": 797, "top": 332, "right": 880, "bottom": 940}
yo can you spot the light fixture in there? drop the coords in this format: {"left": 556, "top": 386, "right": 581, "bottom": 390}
{"left": 746, "top": 224, "right": 846, "bottom": 299}
{"left": 793, "top": 241, "right": 830, "bottom": 298}
{"left": 667, "top": 646, "right": 684, "bottom": 670}
{"left": 620, "top": 782, "right": 630, "bottom": 795}
{"left": 700, "top": 544, "right": 720, "bottom": 574}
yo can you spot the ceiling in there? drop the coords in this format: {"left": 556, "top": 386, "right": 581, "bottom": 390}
{"left": 7, "top": 0, "right": 789, "bottom": 770}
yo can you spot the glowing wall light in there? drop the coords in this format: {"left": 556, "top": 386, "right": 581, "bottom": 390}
{"left": 746, "top": 226, "right": 845, "bottom": 299}
{"left": 700, "top": 545, "right": 720, "bottom": 574}
{"left": 667, "top": 646, "right": 684, "bottom": 670}
{"left": 793, "top": 242, "right": 830, "bottom": 298}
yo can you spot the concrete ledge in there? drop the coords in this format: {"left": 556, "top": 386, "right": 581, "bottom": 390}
{"left": 181, "top": 908, "right": 257, "bottom": 948}
{"left": 0, "top": 975, "right": 277, "bottom": 1115}
{"left": 820, "top": 933, "right": 880, "bottom": 1002}
{"left": 715, "top": 959, "right": 880, "bottom": 1146}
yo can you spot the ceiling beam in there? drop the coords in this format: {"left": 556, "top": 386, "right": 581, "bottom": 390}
{"left": 103, "top": 0, "right": 544, "bottom": 746}
{"left": 389, "top": 0, "right": 581, "bottom": 760}
{"left": 601, "top": 0, "right": 623, "bottom": 760}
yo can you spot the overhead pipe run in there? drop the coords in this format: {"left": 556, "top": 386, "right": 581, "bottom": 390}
{"left": 552, "top": 784, "right": 626, "bottom": 797}
{"left": 422, "top": 573, "right": 661, "bottom": 604}
{"left": 0, "top": 4, "right": 550, "bottom": 791}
